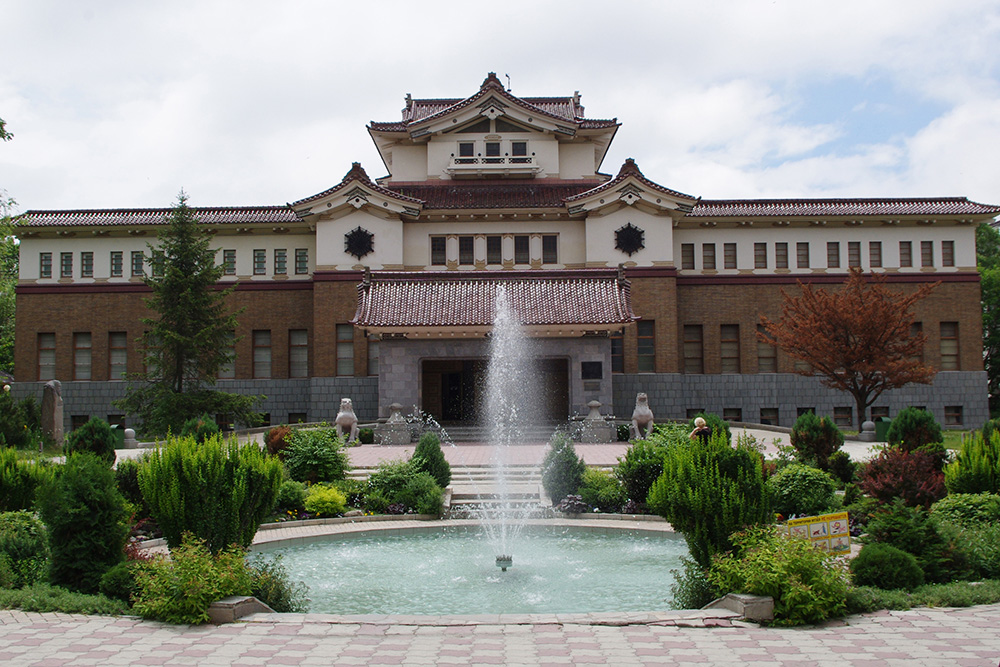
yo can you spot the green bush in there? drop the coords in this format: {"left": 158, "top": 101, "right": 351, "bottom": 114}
{"left": 132, "top": 534, "right": 252, "bottom": 624}
{"left": 396, "top": 472, "right": 444, "bottom": 516}
{"left": 960, "top": 524, "right": 1000, "bottom": 579}
{"left": 367, "top": 459, "right": 417, "bottom": 500}
{"left": 982, "top": 417, "right": 1000, "bottom": 444}
{"left": 707, "top": 526, "right": 848, "bottom": 626}
{"left": 247, "top": 553, "right": 309, "bottom": 613}
{"left": 864, "top": 500, "right": 971, "bottom": 584}
{"left": 363, "top": 490, "right": 390, "bottom": 514}
{"left": 845, "top": 586, "right": 917, "bottom": 613}
{"left": 63, "top": 417, "right": 117, "bottom": 466}
{"left": 847, "top": 580, "right": 1000, "bottom": 614}
{"left": 579, "top": 468, "right": 626, "bottom": 512}
{"left": 931, "top": 493, "right": 1000, "bottom": 528}
{"left": 789, "top": 412, "right": 844, "bottom": 470}
{"left": 687, "top": 412, "right": 731, "bottom": 444}
{"left": 0, "top": 511, "right": 49, "bottom": 588}
{"left": 283, "top": 428, "right": 351, "bottom": 484}
{"left": 541, "top": 434, "right": 586, "bottom": 505}
{"left": 859, "top": 446, "right": 947, "bottom": 508}
{"left": 0, "top": 392, "right": 37, "bottom": 450}
{"left": 114, "top": 458, "right": 146, "bottom": 511}
{"left": 648, "top": 432, "right": 771, "bottom": 568}
{"left": 138, "top": 434, "right": 283, "bottom": 553}
{"left": 827, "top": 450, "right": 856, "bottom": 485}
{"left": 615, "top": 440, "right": 667, "bottom": 505}
{"left": 766, "top": 464, "right": 838, "bottom": 518}
{"left": 886, "top": 407, "right": 943, "bottom": 451}
{"left": 0, "top": 582, "right": 127, "bottom": 615}
{"left": 36, "top": 453, "right": 129, "bottom": 594}
{"left": 303, "top": 485, "right": 347, "bottom": 516}
{"left": 358, "top": 427, "right": 375, "bottom": 445}
{"left": 99, "top": 561, "right": 140, "bottom": 605}
{"left": 944, "top": 432, "right": 1000, "bottom": 494}
{"left": 670, "top": 557, "right": 721, "bottom": 610}
{"left": 331, "top": 478, "right": 366, "bottom": 508}
{"left": 412, "top": 431, "right": 451, "bottom": 488}
{"left": 179, "top": 414, "right": 220, "bottom": 444}
{"left": 0, "top": 448, "right": 55, "bottom": 512}
{"left": 850, "top": 543, "right": 924, "bottom": 590}
{"left": 275, "top": 480, "right": 307, "bottom": 511}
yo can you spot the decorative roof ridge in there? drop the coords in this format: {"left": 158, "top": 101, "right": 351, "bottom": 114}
{"left": 696, "top": 195, "right": 990, "bottom": 205}
{"left": 366, "top": 268, "right": 623, "bottom": 282}
{"left": 383, "top": 178, "right": 605, "bottom": 187}
{"left": 24, "top": 204, "right": 289, "bottom": 216}
{"left": 291, "top": 162, "right": 425, "bottom": 208}
{"left": 564, "top": 158, "right": 697, "bottom": 203}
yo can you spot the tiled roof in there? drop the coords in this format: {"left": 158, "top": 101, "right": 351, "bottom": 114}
{"left": 19, "top": 206, "right": 296, "bottom": 227}
{"left": 689, "top": 197, "right": 1000, "bottom": 218}
{"left": 565, "top": 158, "right": 697, "bottom": 203}
{"left": 291, "top": 163, "right": 424, "bottom": 209}
{"left": 385, "top": 180, "right": 605, "bottom": 210}
{"left": 354, "top": 270, "right": 635, "bottom": 328}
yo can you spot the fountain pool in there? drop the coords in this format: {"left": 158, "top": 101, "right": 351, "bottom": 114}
{"left": 256, "top": 524, "right": 688, "bottom": 615}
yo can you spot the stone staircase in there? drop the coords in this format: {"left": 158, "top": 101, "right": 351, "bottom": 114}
{"left": 430, "top": 424, "right": 567, "bottom": 444}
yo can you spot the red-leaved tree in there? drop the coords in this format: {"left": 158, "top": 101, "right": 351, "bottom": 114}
{"left": 759, "top": 269, "right": 939, "bottom": 429}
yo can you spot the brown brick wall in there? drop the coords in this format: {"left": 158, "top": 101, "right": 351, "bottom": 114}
{"left": 627, "top": 274, "right": 678, "bottom": 373}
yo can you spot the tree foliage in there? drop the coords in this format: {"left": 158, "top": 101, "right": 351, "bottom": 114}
{"left": 0, "top": 117, "right": 17, "bottom": 375}
{"left": 759, "top": 268, "right": 937, "bottom": 428}
{"left": 977, "top": 223, "right": 1000, "bottom": 415}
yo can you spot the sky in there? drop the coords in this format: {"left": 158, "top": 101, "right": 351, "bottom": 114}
{"left": 3, "top": 0, "right": 1000, "bottom": 213}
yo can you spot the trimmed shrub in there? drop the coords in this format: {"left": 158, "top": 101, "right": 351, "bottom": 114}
{"left": 707, "top": 527, "right": 848, "bottom": 626}
{"left": 367, "top": 459, "right": 417, "bottom": 500}
{"left": 0, "top": 511, "right": 49, "bottom": 588}
{"left": 850, "top": 543, "right": 924, "bottom": 590}
{"left": 138, "top": 434, "right": 283, "bottom": 553}
{"left": 789, "top": 412, "right": 843, "bottom": 470}
{"left": 63, "top": 417, "right": 117, "bottom": 466}
{"left": 99, "top": 561, "right": 140, "bottom": 605}
{"left": 961, "top": 524, "right": 1000, "bottom": 579}
{"left": 886, "top": 407, "right": 943, "bottom": 451}
{"left": 36, "top": 453, "right": 129, "bottom": 594}
{"left": 358, "top": 427, "right": 375, "bottom": 445}
{"left": 648, "top": 432, "right": 771, "bottom": 567}
{"left": 931, "top": 493, "right": 1000, "bottom": 528}
{"left": 0, "top": 448, "right": 55, "bottom": 512}
{"left": 864, "top": 500, "right": 971, "bottom": 584}
{"left": 396, "top": 472, "right": 444, "bottom": 516}
{"left": 686, "top": 412, "right": 731, "bottom": 444}
{"left": 283, "top": 428, "right": 351, "bottom": 484}
{"left": 579, "top": 468, "right": 626, "bottom": 513}
{"left": 114, "top": 458, "right": 146, "bottom": 510}
{"left": 615, "top": 440, "right": 667, "bottom": 505}
{"left": 132, "top": 534, "right": 252, "bottom": 624}
{"left": 827, "top": 450, "right": 856, "bottom": 485}
{"left": 944, "top": 432, "right": 1000, "bottom": 495}
{"left": 541, "top": 434, "right": 586, "bottom": 505}
{"left": 179, "top": 414, "right": 220, "bottom": 444}
{"left": 265, "top": 425, "right": 293, "bottom": 458}
{"left": 859, "top": 446, "right": 946, "bottom": 508}
{"left": 412, "top": 431, "right": 451, "bottom": 488}
{"left": 331, "top": 478, "right": 366, "bottom": 508}
{"left": 275, "top": 480, "right": 307, "bottom": 511}
{"left": 247, "top": 553, "right": 309, "bottom": 613}
{"left": 303, "top": 485, "right": 347, "bottom": 516}
{"left": 766, "top": 464, "right": 838, "bottom": 518}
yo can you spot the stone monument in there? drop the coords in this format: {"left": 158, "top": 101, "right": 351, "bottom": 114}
{"left": 580, "top": 400, "right": 614, "bottom": 443}
{"left": 630, "top": 392, "right": 654, "bottom": 440}
{"left": 376, "top": 403, "right": 412, "bottom": 445}
{"left": 41, "top": 379, "right": 64, "bottom": 447}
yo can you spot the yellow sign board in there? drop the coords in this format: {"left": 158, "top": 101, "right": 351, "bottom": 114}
{"left": 786, "top": 511, "right": 850, "bottom": 554}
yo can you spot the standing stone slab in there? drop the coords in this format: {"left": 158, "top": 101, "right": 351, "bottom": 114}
{"left": 41, "top": 380, "right": 64, "bottom": 446}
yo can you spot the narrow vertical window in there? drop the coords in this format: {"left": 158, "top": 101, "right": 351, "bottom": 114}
{"left": 131, "top": 251, "right": 145, "bottom": 277}
{"left": 274, "top": 248, "right": 287, "bottom": 275}
{"left": 921, "top": 241, "right": 934, "bottom": 267}
{"left": 513, "top": 235, "right": 529, "bottom": 264}
{"left": 796, "top": 242, "right": 809, "bottom": 269}
{"left": 367, "top": 337, "right": 380, "bottom": 376}
{"left": 253, "top": 249, "right": 266, "bottom": 275}
{"left": 720, "top": 324, "right": 740, "bottom": 373}
{"left": 754, "top": 243, "right": 767, "bottom": 269}
{"left": 336, "top": 324, "right": 354, "bottom": 376}
{"left": 108, "top": 332, "right": 127, "bottom": 380}
{"left": 38, "top": 333, "right": 56, "bottom": 381}
{"left": 542, "top": 235, "right": 558, "bottom": 264}
{"left": 252, "top": 330, "right": 272, "bottom": 378}
{"left": 900, "top": 241, "right": 913, "bottom": 267}
{"left": 702, "top": 243, "right": 716, "bottom": 270}
{"left": 610, "top": 329, "right": 624, "bottom": 373}
{"left": 940, "top": 321, "right": 959, "bottom": 370}
{"left": 636, "top": 321, "right": 655, "bottom": 372}
{"left": 288, "top": 329, "right": 308, "bottom": 378}
{"left": 833, "top": 407, "right": 853, "bottom": 428}
{"left": 431, "top": 237, "right": 447, "bottom": 266}
{"left": 110, "top": 251, "right": 123, "bottom": 277}
{"left": 681, "top": 243, "right": 695, "bottom": 270}
{"left": 60, "top": 252, "right": 73, "bottom": 278}
{"left": 73, "top": 332, "right": 92, "bottom": 380}
{"left": 757, "top": 324, "right": 777, "bottom": 372}
{"left": 723, "top": 243, "right": 737, "bottom": 269}
{"left": 295, "top": 248, "right": 309, "bottom": 274}
{"left": 827, "top": 242, "right": 840, "bottom": 268}
{"left": 869, "top": 241, "right": 882, "bottom": 268}
{"left": 775, "top": 243, "right": 788, "bottom": 269}
{"left": 40, "top": 252, "right": 52, "bottom": 278}
{"left": 942, "top": 240, "right": 954, "bottom": 267}
{"left": 81, "top": 252, "right": 94, "bottom": 278}
{"left": 458, "top": 236, "right": 474, "bottom": 265}
{"left": 486, "top": 236, "right": 502, "bottom": 265}
{"left": 683, "top": 324, "right": 704, "bottom": 374}
{"left": 848, "top": 242, "right": 861, "bottom": 267}
{"left": 223, "top": 249, "right": 236, "bottom": 275}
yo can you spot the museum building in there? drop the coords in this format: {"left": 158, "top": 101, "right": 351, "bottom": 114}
{"left": 12, "top": 73, "right": 1000, "bottom": 433}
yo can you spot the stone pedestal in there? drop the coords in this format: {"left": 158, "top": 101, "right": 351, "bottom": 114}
{"left": 123, "top": 428, "right": 139, "bottom": 449}
{"left": 376, "top": 403, "right": 412, "bottom": 445}
{"left": 858, "top": 420, "right": 876, "bottom": 442}
{"left": 580, "top": 400, "right": 613, "bottom": 443}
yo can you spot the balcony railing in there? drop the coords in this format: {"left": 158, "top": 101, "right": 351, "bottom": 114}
{"left": 447, "top": 155, "right": 541, "bottom": 177}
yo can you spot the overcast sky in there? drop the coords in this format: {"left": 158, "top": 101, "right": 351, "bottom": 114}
{"left": 3, "top": 0, "right": 1000, "bottom": 213}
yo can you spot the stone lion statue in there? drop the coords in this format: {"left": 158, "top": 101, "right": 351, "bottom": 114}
{"left": 630, "top": 392, "right": 654, "bottom": 440}
{"left": 335, "top": 397, "right": 360, "bottom": 443}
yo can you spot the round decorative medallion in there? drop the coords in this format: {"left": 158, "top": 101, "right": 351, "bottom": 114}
{"left": 615, "top": 222, "right": 645, "bottom": 256}
{"left": 345, "top": 226, "right": 375, "bottom": 259}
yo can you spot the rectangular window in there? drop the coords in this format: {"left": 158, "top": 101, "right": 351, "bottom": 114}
{"left": 274, "top": 248, "right": 287, "bottom": 275}
{"left": 486, "top": 236, "right": 502, "bottom": 265}
{"left": 637, "top": 321, "right": 655, "bottom": 372}
{"left": 336, "top": 324, "right": 354, "bottom": 376}
{"left": 754, "top": 242, "right": 767, "bottom": 269}
{"left": 542, "top": 235, "right": 558, "bottom": 264}
{"left": 757, "top": 324, "right": 777, "bottom": 373}
{"left": 797, "top": 407, "right": 815, "bottom": 417}
{"left": 513, "top": 235, "right": 529, "bottom": 264}
{"left": 288, "top": 329, "right": 308, "bottom": 378}
{"left": 796, "top": 242, "right": 809, "bottom": 269}
{"left": 940, "top": 321, "right": 959, "bottom": 370}
{"left": 295, "top": 248, "right": 309, "bottom": 274}
{"left": 73, "top": 332, "right": 92, "bottom": 380}
{"left": 833, "top": 407, "right": 853, "bottom": 428}
{"left": 485, "top": 141, "right": 501, "bottom": 158}
{"left": 945, "top": 405, "right": 963, "bottom": 426}
{"left": 218, "top": 331, "right": 235, "bottom": 379}
{"left": 458, "top": 142, "right": 474, "bottom": 158}
{"left": 431, "top": 237, "right": 447, "bottom": 266}
{"left": 702, "top": 243, "right": 716, "bottom": 270}
{"left": 511, "top": 141, "right": 528, "bottom": 157}
{"left": 848, "top": 241, "right": 861, "bottom": 267}
{"left": 871, "top": 406, "right": 890, "bottom": 419}
{"left": 131, "top": 251, "right": 144, "bottom": 277}
{"left": 110, "top": 251, "right": 123, "bottom": 277}
{"left": 610, "top": 330, "right": 623, "bottom": 374}
{"left": 223, "top": 249, "right": 236, "bottom": 275}
{"left": 827, "top": 242, "right": 840, "bottom": 268}
{"left": 108, "top": 332, "right": 127, "bottom": 380}
{"left": 683, "top": 324, "right": 704, "bottom": 374}
{"left": 60, "top": 252, "right": 73, "bottom": 278}
{"left": 942, "top": 240, "right": 955, "bottom": 267}
{"left": 723, "top": 408, "right": 743, "bottom": 422}
{"left": 775, "top": 242, "right": 788, "bottom": 269}
{"left": 720, "top": 324, "right": 740, "bottom": 373}
{"left": 367, "top": 337, "right": 380, "bottom": 376}
{"left": 921, "top": 241, "right": 934, "bottom": 267}
{"left": 38, "top": 332, "right": 55, "bottom": 381}
{"left": 900, "top": 241, "right": 913, "bottom": 267}
{"left": 40, "top": 252, "right": 52, "bottom": 278}
{"left": 681, "top": 243, "right": 695, "bottom": 270}
{"left": 869, "top": 241, "right": 882, "bottom": 268}
{"left": 81, "top": 251, "right": 94, "bottom": 278}
{"left": 760, "top": 407, "right": 779, "bottom": 426}
{"left": 458, "top": 236, "right": 474, "bottom": 265}
{"left": 253, "top": 249, "right": 266, "bottom": 275}
{"left": 252, "top": 330, "right": 271, "bottom": 379}
{"left": 724, "top": 243, "right": 737, "bottom": 269}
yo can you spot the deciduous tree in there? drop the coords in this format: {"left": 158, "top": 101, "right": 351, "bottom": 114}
{"left": 977, "top": 223, "right": 1000, "bottom": 415}
{"left": 759, "top": 269, "right": 937, "bottom": 429}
